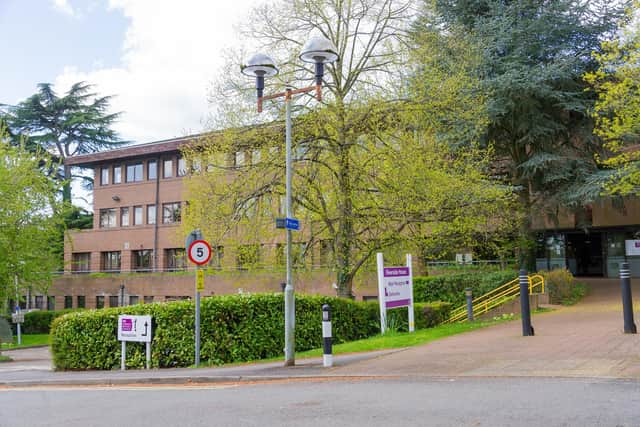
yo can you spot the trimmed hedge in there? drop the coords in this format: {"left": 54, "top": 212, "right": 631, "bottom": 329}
{"left": 413, "top": 270, "right": 518, "bottom": 306}
{"left": 51, "top": 294, "right": 452, "bottom": 370}
{"left": 1, "top": 309, "right": 79, "bottom": 334}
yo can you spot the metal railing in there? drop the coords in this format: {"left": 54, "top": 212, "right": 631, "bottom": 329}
{"left": 443, "top": 274, "right": 545, "bottom": 324}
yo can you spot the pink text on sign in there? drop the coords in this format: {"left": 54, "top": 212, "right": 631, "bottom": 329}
{"left": 121, "top": 318, "right": 133, "bottom": 332}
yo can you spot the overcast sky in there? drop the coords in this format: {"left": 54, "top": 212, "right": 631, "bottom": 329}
{"left": 0, "top": 0, "right": 260, "bottom": 144}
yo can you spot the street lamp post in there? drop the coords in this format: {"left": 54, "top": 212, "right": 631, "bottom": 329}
{"left": 242, "top": 36, "right": 338, "bottom": 366}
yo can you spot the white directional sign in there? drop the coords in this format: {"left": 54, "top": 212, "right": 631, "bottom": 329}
{"left": 188, "top": 239, "right": 212, "bottom": 265}
{"left": 118, "top": 315, "right": 152, "bottom": 343}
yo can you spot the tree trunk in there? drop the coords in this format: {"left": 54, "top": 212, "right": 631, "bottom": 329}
{"left": 335, "top": 106, "right": 354, "bottom": 299}
{"left": 62, "top": 164, "right": 72, "bottom": 203}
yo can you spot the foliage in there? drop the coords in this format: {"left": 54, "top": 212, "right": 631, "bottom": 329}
{"left": 1, "top": 309, "right": 79, "bottom": 334}
{"left": 0, "top": 334, "right": 49, "bottom": 349}
{"left": 0, "top": 128, "right": 63, "bottom": 304}
{"left": 51, "top": 293, "right": 452, "bottom": 370}
{"left": 585, "top": 2, "right": 640, "bottom": 196}
{"left": 415, "top": 0, "right": 630, "bottom": 268}
{"left": 0, "top": 82, "right": 124, "bottom": 201}
{"left": 413, "top": 270, "right": 518, "bottom": 306}
{"left": 539, "top": 268, "right": 588, "bottom": 305}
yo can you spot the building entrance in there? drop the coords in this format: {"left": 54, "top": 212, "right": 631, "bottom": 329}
{"left": 565, "top": 232, "right": 604, "bottom": 277}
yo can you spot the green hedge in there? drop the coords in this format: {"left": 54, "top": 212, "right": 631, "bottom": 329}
{"left": 51, "top": 294, "right": 451, "bottom": 370}
{"left": 386, "top": 301, "right": 453, "bottom": 331}
{"left": 1, "top": 309, "right": 79, "bottom": 334}
{"left": 413, "top": 270, "right": 518, "bottom": 306}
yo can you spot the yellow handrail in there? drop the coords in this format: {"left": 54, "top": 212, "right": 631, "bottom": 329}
{"left": 443, "top": 274, "right": 546, "bottom": 324}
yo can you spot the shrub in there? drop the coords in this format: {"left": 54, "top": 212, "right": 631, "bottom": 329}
{"left": 51, "top": 294, "right": 452, "bottom": 370}
{"left": 386, "top": 301, "right": 453, "bottom": 331}
{"left": 413, "top": 270, "right": 518, "bottom": 306}
{"left": 1, "top": 309, "right": 79, "bottom": 334}
{"left": 540, "top": 269, "right": 588, "bottom": 305}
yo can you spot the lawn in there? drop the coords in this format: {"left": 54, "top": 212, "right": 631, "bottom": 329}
{"left": 0, "top": 334, "right": 49, "bottom": 349}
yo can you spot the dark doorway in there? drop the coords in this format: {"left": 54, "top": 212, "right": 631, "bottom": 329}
{"left": 565, "top": 232, "right": 604, "bottom": 277}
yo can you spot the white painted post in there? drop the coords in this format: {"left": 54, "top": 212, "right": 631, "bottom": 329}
{"left": 407, "top": 254, "right": 415, "bottom": 333}
{"left": 121, "top": 341, "right": 126, "bottom": 371}
{"left": 376, "top": 253, "right": 387, "bottom": 334}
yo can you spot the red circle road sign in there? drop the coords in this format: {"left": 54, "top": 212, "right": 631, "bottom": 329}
{"left": 188, "top": 240, "right": 212, "bottom": 265}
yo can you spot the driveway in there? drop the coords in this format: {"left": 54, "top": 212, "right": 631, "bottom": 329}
{"left": 333, "top": 278, "right": 640, "bottom": 378}
{"left": 0, "top": 346, "right": 52, "bottom": 373}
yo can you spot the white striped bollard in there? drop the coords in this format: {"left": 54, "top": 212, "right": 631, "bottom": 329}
{"left": 322, "top": 304, "right": 332, "bottom": 367}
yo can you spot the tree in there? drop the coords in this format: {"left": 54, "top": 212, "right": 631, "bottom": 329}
{"left": 184, "top": 0, "right": 513, "bottom": 297}
{"left": 0, "top": 127, "right": 63, "bottom": 309}
{"left": 415, "top": 0, "right": 630, "bottom": 268}
{"left": 585, "top": 2, "right": 640, "bottom": 195}
{"left": 1, "top": 82, "right": 124, "bottom": 202}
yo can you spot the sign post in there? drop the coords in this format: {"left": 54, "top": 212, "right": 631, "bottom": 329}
{"left": 117, "top": 314, "right": 153, "bottom": 370}
{"left": 376, "top": 253, "right": 414, "bottom": 334}
{"left": 187, "top": 238, "right": 211, "bottom": 367}
{"left": 11, "top": 307, "right": 23, "bottom": 345}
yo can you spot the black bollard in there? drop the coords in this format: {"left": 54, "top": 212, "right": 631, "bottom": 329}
{"left": 620, "top": 262, "right": 637, "bottom": 334}
{"left": 519, "top": 269, "right": 534, "bottom": 336}
{"left": 465, "top": 288, "right": 474, "bottom": 321}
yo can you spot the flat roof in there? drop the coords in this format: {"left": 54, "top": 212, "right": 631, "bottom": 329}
{"left": 64, "top": 134, "right": 199, "bottom": 167}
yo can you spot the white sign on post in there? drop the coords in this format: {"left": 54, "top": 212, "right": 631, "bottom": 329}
{"left": 625, "top": 240, "right": 640, "bottom": 257}
{"left": 118, "top": 315, "right": 152, "bottom": 371}
{"left": 376, "top": 253, "right": 414, "bottom": 334}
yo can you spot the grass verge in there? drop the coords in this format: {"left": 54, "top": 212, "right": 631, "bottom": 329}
{"left": 0, "top": 355, "right": 12, "bottom": 362}
{"left": 0, "top": 334, "right": 49, "bottom": 349}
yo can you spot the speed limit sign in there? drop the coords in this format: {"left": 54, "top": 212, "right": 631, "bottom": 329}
{"left": 188, "top": 240, "right": 212, "bottom": 265}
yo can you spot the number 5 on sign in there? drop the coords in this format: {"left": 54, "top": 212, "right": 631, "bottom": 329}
{"left": 188, "top": 240, "right": 212, "bottom": 265}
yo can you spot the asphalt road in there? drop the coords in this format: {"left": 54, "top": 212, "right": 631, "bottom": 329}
{"left": 1, "top": 377, "right": 639, "bottom": 427}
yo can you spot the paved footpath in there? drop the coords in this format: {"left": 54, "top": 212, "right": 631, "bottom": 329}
{"left": 0, "top": 278, "right": 638, "bottom": 386}
{"left": 334, "top": 278, "right": 640, "bottom": 379}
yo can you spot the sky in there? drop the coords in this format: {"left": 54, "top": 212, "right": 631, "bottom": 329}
{"left": 0, "top": 0, "right": 261, "bottom": 144}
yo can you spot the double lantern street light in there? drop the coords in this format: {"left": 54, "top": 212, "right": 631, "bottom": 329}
{"left": 241, "top": 35, "right": 339, "bottom": 366}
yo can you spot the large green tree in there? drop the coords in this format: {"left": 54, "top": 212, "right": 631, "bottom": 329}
{"left": 0, "top": 127, "right": 63, "bottom": 309}
{"left": 185, "top": 0, "right": 513, "bottom": 297}
{"left": 1, "top": 82, "right": 124, "bottom": 202}
{"left": 585, "top": 1, "right": 640, "bottom": 195}
{"left": 415, "top": 0, "right": 629, "bottom": 268}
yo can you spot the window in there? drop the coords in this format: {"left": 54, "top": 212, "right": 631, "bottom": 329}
{"left": 120, "top": 207, "right": 130, "bottom": 227}
{"left": 236, "top": 244, "right": 260, "bottom": 270}
{"left": 96, "top": 296, "right": 105, "bottom": 309}
{"left": 64, "top": 296, "right": 73, "bottom": 309}
{"left": 101, "top": 251, "right": 121, "bottom": 272}
{"left": 144, "top": 296, "right": 154, "bottom": 304}
{"left": 162, "top": 202, "right": 181, "bottom": 224}
{"left": 148, "top": 160, "right": 157, "bottom": 180}
{"left": 109, "top": 295, "right": 119, "bottom": 307}
{"left": 101, "top": 167, "right": 109, "bottom": 185}
{"left": 235, "top": 151, "right": 245, "bottom": 167}
{"left": 209, "top": 246, "right": 224, "bottom": 269}
{"left": 318, "top": 240, "right": 333, "bottom": 268}
{"left": 35, "top": 295, "right": 44, "bottom": 310}
{"left": 132, "top": 249, "right": 153, "bottom": 272}
{"left": 99, "top": 208, "right": 117, "bottom": 228}
{"left": 192, "top": 159, "right": 202, "bottom": 173}
{"left": 113, "top": 165, "right": 122, "bottom": 184}
{"left": 47, "top": 296, "right": 55, "bottom": 310}
{"left": 178, "top": 157, "right": 187, "bottom": 176}
{"left": 133, "top": 206, "right": 143, "bottom": 225}
{"left": 165, "top": 248, "right": 186, "bottom": 271}
{"left": 71, "top": 252, "right": 90, "bottom": 273}
{"left": 163, "top": 159, "right": 173, "bottom": 178}
{"left": 126, "top": 163, "right": 143, "bottom": 182}
{"left": 77, "top": 295, "right": 86, "bottom": 308}
{"left": 251, "top": 149, "right": 261, "bottom": 164}
{"left": 147, "top": 205, "right": 156, "bottom": 225}
{"left": 129, "top": 295, "right": 140, "bottom": 305}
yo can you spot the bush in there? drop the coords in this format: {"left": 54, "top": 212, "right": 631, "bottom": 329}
{"left": 386, "top": 301, "right": 453, "bottom": 332}
{"left": 540, "top": 269, "right": 588, "bottom": 305}
{"left": 51, "top": 294, "right": 453, "bottom": 371}
{"left": 413, "top": 270, "right": 518, "bottom": 306}
{"left": 1, "top": 309, "right": 79, "bottom": 334}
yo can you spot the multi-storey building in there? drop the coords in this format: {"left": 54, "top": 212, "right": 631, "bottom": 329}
{"left": 64, "top": 136, "right": 190, "bottom": 274}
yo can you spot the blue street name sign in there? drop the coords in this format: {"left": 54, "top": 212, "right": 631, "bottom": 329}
{"left": 285, "top": 217, "right": 300, "bottom": 231}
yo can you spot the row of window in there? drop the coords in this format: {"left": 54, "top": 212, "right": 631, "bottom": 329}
{"left": 70, "top": 241, "right": 333, "bottom": 273}
{"left": 99, "top": 202, "right": 181, "bottom": 228}
{"left": 11, "top": 295, "right": 185, "bottom": 311}
{"left": 100, "top": 158, "right": 187, "bottom": 186}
